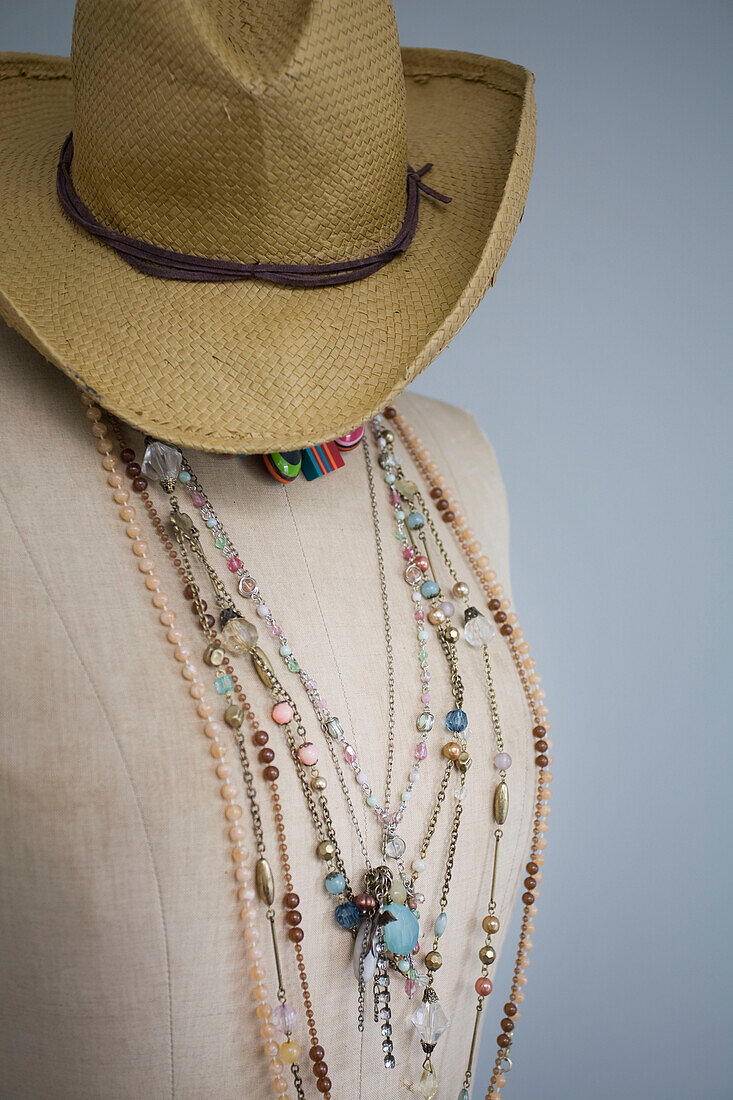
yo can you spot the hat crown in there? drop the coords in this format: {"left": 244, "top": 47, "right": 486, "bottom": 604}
{"left": 70, "top": 0, "right": 408, "bottom": 263}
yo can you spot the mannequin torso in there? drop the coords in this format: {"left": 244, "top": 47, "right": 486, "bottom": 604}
{"left": 0, "top": 320, "right": 535, "bottom": 1099}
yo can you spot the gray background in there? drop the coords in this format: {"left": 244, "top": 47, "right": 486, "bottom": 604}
{"left": 2, "top": 2, "right": 731, "bottom": 1098}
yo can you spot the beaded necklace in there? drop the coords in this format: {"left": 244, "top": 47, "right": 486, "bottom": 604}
{"left": 143, "top": 441, "right": 476, "bottom": 1064}
{"left": 142, "top": 427, "right": 506, "bottom": 1095}
{"left": 383, "top": 405, "right": 552, "bottom": 1100}
{"left": 85, "top": 403, "right": 334, "bottom": 1100}
{"left": 175, "top": 443, "right": 442, "bottom": 865}
{"left": 87, "top": 397, "right": 553, "bottom": 1100}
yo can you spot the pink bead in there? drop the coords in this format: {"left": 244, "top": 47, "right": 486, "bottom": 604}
{"left": 343, "top": 744, "right": 357, "bottom": 764}
{"left": 475, "top": 977, "right": 493, "bottom": 996}
{"left": 271, "top": 701, "right": 293, "bottom": 725}
{"left": 227, "top": 556, "right": 242, "bottom": 572}
{"left": 405, "top": 979, "right": 416, "bottom": 997}
{"left": 414, "top": 609, "right": 425, "bottom": 621}
{"left": 402, "top": 546, "right": 415, "bottom": 560}
{"left": 421, "top": 693, "right": 431, "bottom": 704}
{"left": 256, "top": 604, "right": 270, "bottom": 618}
{"left": 270, "top": 623, "right": 283, "bottom": 636}
{"left": 389, "top": 490, "right": 400, "bottom": 505}
{"left": 415, "top": 556, "right": 429, "bottom": 572}
{"left": 191, "top": 491, "right": 205, "bottom": 508}
{"left": 414, "top": 742, "right": 427, "bottom": 760}
{"left": 494, "top": 752, "right": 512, "bottom": 770}
{"left": 297, "top": 742, "right": 319, "bottom": 766}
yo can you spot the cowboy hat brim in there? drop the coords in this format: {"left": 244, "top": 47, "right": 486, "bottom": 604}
{"left": 0, "top": 48, "right": 535, "bottom": 453}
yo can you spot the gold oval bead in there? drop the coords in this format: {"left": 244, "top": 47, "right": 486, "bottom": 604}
{"left": 483, "top": 914, "right": 500, "bottom": 934}
{"left": 224, "top": 704, "right": 244, "bottom": 729}
{"left": 452, "top": 580, "right": 470, "bottom": 599}
{"left": 479, "top": 944, "right": 496, "bottom": 965}
{"left": 250, "top": 646, "right": 276, "bottom": 687}
{"left": 203, "top": 643, "right": 225, "bottom": 667}
{"left": 255, "top": 858, "right": 275, "bottom": 906}
{"left": 425, "top": 950, "right": 443, "bottom": 971}
{"left": 493, "top": 780, "right": 509, "bottom": 825}
{"left": 316, "top": 840, "right": 335, "bottom": 860}
{"left": 444, "top": 624, "right": 460, "bottom": 644}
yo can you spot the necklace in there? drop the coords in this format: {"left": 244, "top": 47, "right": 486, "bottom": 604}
{"left": 98, "top": 400, "right": 552, "bottom": 1100}
{"left": 174, "top": 441, "right": 457, "bottom": 876}
{"left": 382, "top": 405, "right": 552, "bottom": 1100}
{"left": 86, "top": 404, "right": 335, "bottom": 1100}
{"left": 144, "top": 426, "right": 500, "bottom": 1093}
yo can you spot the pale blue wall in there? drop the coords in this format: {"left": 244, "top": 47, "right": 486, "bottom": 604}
{"left": 2, "top": 3, "right": 731, "bottom": 1097}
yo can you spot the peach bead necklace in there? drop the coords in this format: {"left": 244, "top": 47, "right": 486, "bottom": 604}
{"left": 83, "top": 397, "right": 331, "bottom": 1100}
{"left": 113, "top": 424, "right": 335, "bottom": 1100}
{"left": 383, "top": 405, "right": 553, "bottom": 1100}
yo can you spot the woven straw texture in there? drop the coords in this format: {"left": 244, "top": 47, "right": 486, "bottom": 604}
{"left": 0, "top": 4, "right": 535, "bottom": 454}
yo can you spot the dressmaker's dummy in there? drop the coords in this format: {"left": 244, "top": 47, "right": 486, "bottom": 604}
{"left": 0, "top": 321, "right": 536, "bottom": 1098}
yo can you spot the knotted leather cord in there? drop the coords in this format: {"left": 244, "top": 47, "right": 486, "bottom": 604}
{"left": 56, "top": 133, "right": 451, "bottom": 287}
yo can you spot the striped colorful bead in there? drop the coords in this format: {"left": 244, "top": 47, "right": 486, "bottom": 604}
{"left": 262, "top": 450, "right": 302, "bottom": 483}
{"left": 301, "top": 442, "right": 345, "bottom": 480}
{"left": 335, "top": 426, "right": 365, "bottom": 450}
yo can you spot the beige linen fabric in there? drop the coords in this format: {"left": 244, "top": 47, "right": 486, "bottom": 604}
{"left": 0, "top": 321, "right": 535, "bottom": 1098}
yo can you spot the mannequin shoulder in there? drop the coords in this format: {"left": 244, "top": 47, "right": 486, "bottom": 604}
{"left": 396, "top": 391, "right": 512, "bottom": 590}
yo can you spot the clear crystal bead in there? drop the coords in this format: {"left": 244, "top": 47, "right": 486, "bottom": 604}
{"left": 384, "top": 1055, "right": 396, "bottom": 1070}
{"left": 417, "top": 1067, "right": 439, "bottom": 1099}
{"left": 220, "top": 615, "right": 258, "bottom": 655}
{"left": 464, "top": 612, "right": 495, "bottom": 647}
{"left": 410, "top": 998, "right": 451, "bottom": 1046}
{"left": 271, "top": 1002, "right": 297, "bottom": 1034}
{"left": 385, "top": 834, "right": 406, "bottom": 860}
{"left": 141, "top": 441, "right": 182, "bottom": 481}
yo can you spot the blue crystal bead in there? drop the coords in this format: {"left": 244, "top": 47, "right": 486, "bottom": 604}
{"left": 445, "top": 708, "right": 468, "bottom": 732}
{"left": 407, "top": 512, "right": 425, "bottom": 529}
{"left": 325, "top": 872, "right": 346, "bottom": 895}
{"left": 382, "top": 902, "right": 420, "bottom": 956}
{"left": 421, "top": 580, "right": 440, "bottom": 599}
{"left": 434, "top": 913, "right": 447, "bottom": 938}
{"left": 335, "top": 901, "right": 360, "bottom": 928}
{"left": 215, "top": 675, "right": 234, "bottom": 695}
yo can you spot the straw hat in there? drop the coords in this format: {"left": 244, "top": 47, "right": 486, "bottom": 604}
{"left": 0, "top": 0, "right": 535, "bottom": 454}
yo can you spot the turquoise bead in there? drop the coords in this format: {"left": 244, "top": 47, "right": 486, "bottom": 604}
{"left": 395, "top": 509, "right": 405, "bottom": 521}
{"left": 279, "top": 645, "right": 292, "bottom": 656}
{"left": 385, "top": 473, "right": 396, "bottom": 484}
{"left": 418, "top": 630, "right": 428, "bottom": 642}
{"left": 325, "top": 872, "right": 346, "bottom": 895}
{"left": 205, "top": 517, "right": 217, "bottom": 528}
{"left": 421, "top": 580, "right": 440, "bottom": 599}
{"left": 215, "top": 675, "right": 234, "bottom": 695}
{"left": 397, "top": 957, "right": 411, "bottom": 973}
{"left": 434, "top": 913, "right": 447, "bottom": 938}
{"left": 407, "top": 512, "right": 425, "bottom": 529}
{"left": 381, "top": 902, "right": 420, "bottom": 956}
{"left": 179, "top": 470, "right": 191, "bottom": 483}
{"left": 367, "top": 795, "right": 378, "bottom": 807}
